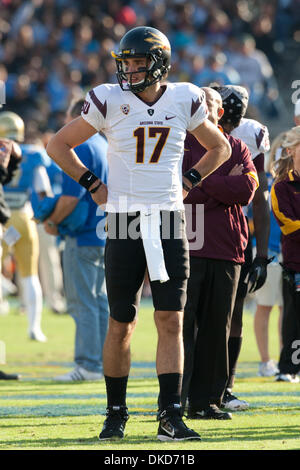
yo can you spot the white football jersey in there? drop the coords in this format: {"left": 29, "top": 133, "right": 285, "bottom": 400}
{"left": 230, "top": 118, "right": 270, "bottom": 161}
{"left": 81, "top": 82, "right": 208, "bottom": 212}
{"left": 231, "top": 117, "right": 270, "bottom": 217}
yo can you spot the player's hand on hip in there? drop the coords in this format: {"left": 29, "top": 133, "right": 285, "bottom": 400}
{"left": 182, "top": 188, "right": 189, "bottom": 200}
{"left": 90, "top": 183, "right": 108, "bottom": 207}
{"left": 182, "top": 176, "right": 193, "bottom": 200}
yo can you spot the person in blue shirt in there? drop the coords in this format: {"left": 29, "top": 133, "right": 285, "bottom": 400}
{"left": 193, "top": 54, "right": 235, "bottom": 87}
{"left": 44, "top": 99, "right": 109, "bottom": 381}
{"left": 30, "top": 136, "right": 66, "bottom": 316}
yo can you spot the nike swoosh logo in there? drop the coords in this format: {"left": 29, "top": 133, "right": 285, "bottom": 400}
{"left": 161, "top": 424, "right": 175, "bottom": 437}
{"left": 87, "top": 175, "right": 92, "bottom": 181}
{"left": 165, "top": 115, "right": 176, "bottom": 120}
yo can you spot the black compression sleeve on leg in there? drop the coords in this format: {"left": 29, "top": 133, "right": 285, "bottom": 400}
{"left": 226, "top": 337, "right": 243, "bottom": 390}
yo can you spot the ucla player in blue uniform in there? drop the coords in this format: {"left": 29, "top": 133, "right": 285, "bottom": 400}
{"left": 0, "top": 112, "right": 51, "bottom": 342}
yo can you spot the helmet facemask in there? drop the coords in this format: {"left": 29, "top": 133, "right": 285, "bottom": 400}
{"left": 114, "top": 52, "right": 168, "bottom": 94}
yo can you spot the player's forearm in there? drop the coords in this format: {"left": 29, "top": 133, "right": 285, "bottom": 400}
{"left": 189, "top": 119, "right": 231, "bottom": 182}
{"left": 46, "top": 136, "right": 89, "bottom": 183}
{"left": 192, "top": 142, "right": 231, "bottom": 180}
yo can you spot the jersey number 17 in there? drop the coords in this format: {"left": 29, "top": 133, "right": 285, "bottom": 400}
{"left": 134, "top": 126, "right": 170, "bottom": 164}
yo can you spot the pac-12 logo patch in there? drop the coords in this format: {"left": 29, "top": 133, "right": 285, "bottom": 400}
{"left": 121, "top": 104, "right": 130, "bottom": 115}
{"left": 81, "top": 100, "right": 90, "bottom": 114}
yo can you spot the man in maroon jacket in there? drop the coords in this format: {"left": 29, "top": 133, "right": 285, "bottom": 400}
{"left": 182, "top": 88, "right": 259, "bottom": 419}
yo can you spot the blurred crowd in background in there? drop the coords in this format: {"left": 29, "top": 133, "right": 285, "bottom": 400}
{"left": 1, "top": 0, "right": 300, "bottom": 139}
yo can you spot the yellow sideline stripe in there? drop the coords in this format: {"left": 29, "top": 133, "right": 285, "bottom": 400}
{"left": 245, "top": 171, "right": 259, "bottom": 189}
{"left": 271, "top": 184, "right": 300, "bottom": 235}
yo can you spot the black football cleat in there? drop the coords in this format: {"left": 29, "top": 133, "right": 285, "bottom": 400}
{"left": 188, "top": 404, "right": 232, "bottom": 420}
{"left": 99, "top": 406, "right": 129, "bottom": 440}
{"left": 157, "top": 404, "right": 201, "bottom": 441}
{"left": 0, "top": 370, "right": 21, "bottom": 380}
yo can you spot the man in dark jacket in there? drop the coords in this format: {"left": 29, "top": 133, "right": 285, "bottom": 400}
{"left": 213, "top": 85, "right": 271, "bottom": 411}
{"left": 182, "top": 88, "right": 258, "bottom": 419}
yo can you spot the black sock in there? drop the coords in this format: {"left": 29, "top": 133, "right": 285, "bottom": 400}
{"left": 158, "top": 373, "right": 183, "bottom": 410}
{"left": 104, "top": 376, "right": 128, "bottom": 408}
{"left": 227, "top": 337, "right": 243, "bottom": 390}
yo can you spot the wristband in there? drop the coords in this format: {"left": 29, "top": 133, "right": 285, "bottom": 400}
{"left": 78, "top": 170, "right": 98, "bottom": 190}
{"left": 89, "top": 181, "right": 102, "bottom": 194}
{"left": 183, "top": 168, "right": 202, "bottom": 188}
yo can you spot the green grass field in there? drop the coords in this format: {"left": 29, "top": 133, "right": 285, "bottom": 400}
{"left": 0, "top": 298, "right": 299, "bottom": 451}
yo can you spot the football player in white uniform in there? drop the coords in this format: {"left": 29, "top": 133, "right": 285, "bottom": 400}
{"left": 47, "top": 26, "right": 231, "bottom": 441}
{"left": 213, "top": 85, "right": 271, "bottom": 411}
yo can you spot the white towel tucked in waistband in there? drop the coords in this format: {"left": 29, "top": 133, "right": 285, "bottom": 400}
{"left": 140, "top": 210, "right": 170, "bottom": 283}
